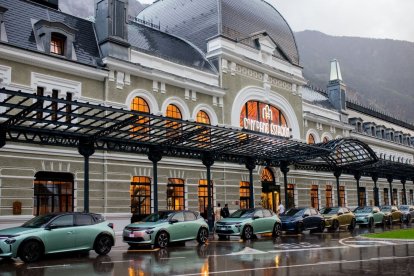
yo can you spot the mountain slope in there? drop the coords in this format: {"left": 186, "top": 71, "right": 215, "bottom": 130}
{"left": 295, "top": 30, "right": 414, "bottom": 123}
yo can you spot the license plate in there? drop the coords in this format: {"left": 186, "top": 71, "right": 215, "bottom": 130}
{"left": 129, "top": 231, "right": 145, "bottom": 238}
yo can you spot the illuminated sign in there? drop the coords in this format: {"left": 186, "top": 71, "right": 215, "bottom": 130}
{"left": 242, "top": 105, "right": 290, "bottom": 137}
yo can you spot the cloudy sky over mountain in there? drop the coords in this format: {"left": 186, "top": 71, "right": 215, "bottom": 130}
{"left": 60, "top": 0, "right": 414, "bottom": 42}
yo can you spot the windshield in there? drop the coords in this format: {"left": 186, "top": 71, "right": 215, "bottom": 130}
{"left": 399, "top": 206, "right": 409, "bottom": 210}
{"left": 381, "top": 206, "right": 391, "bottom": 211}
{"left": 22, "top": 214, "right": 57, "bottom": 228}
{"left": 230, "top": 209, "right": 254, "bottom": 218}
{"left": 284, "top": 208, "right": 304, "bottom": 217}
{"left": 142, "top": 212, "right": 174, "bottom": 222}
{"left": 354, "top": 207, "right": 372, "bottom": 213}
{"left": 320, "top": 207, "right": 339, "bottom": 215}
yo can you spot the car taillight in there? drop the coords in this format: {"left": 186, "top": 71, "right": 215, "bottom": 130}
{"left": 108, "top": 223, "right": 114, "bottom": 229}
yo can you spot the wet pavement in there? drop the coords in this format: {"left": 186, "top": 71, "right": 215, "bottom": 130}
{"left": 2, "top": 223, "right": 414, "bottom": 275}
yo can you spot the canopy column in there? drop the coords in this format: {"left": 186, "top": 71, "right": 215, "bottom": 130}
{"left": 245, "top": 157, "right": 256, "bottom": 209}
{"left": 334, "top": 169, "right": 342, "bottom": 206}
{"left": 401, "top": 178, "right": 407, "bottom": 205}
{"left": 202, "top": 153, "right": 215, "bottom": 231}
{"left": 78, "top": 138, "right": 95, "bottom": 213}
{"left": 354, "top": 171, "right": 362, "bottom": 207}
{"left": 372, "top": 174, "right": 379, "bottom": 206}
{"left": 280, "top": 161, "right": 290, "bottom": 208}
{"left": 148, "top": 147, "right": 162, "bottom": 213}
{"left": 387, "top": 176, "right": 393, "bottom": 205}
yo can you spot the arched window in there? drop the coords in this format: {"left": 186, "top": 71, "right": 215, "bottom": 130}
{"left": 261, "top": 167, "right": 278, "bottom": 212}
{"left": 34, "top": 172, "right": 74, "bottom": 215}
{"left": 261, "top": 167, "right": 274, "bottom": 182}
{"left": 130, "top": 176, "right": 151, "bottom": 222}
{"left": 196, "top": 110, "right": 211, "bottom": 144}
{"left": 130, "top": 97, "right": 150, "bottom": 138}
{"left": 240, "top": 100, "right": 289, "bottom": 137}
{"left": 239, "top": 181, "right": 250, "bottom": 209}
{"left": 166, "top": 104, "right": 182, "bottom": 137}
{"left": 307, "top": 134, "right": 316, "bottom": 144}
{"left": 198, "top": 179, "right": 213, "bottom": 219}
{"left": 167, "top": 178, "right": 185, "bottom": 210}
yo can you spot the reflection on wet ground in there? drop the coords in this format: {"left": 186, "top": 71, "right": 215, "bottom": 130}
{"left": 2, "top": 223, "right": 414, "bottom": 276}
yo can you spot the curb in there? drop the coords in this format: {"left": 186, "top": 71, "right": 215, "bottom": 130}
{"left": 355, "top": 234, "right": 414, "bottom": 243}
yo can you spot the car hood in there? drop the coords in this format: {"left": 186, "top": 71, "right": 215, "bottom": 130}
{"left": 126, "top": 221, "right": 167, "bottom": 228}
{"left": 280, "top": 215, "right": 299, "bottom": 222}
{"left": 0, "top": 227, "right": 41, "bottom": 236}
{"left": 322, "top": 215, "right": 336, "bottom": 219}
{"left": 217, "top": 218, "right": 249, "bottom": 224}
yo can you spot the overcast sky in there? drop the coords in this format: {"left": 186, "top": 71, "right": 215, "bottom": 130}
{"left": 61, "top": 0, "right": 414, "bottom": 42}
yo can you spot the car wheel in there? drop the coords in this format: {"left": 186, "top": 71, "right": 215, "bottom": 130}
{"left": 295, "top": 222, "right": 304, "bottom": 234}
{"left": 317, "top": 220, "right": 325, "bottom": 233}
{"left": 19, "top": 240, "right": 43, "bottom": 263}
{"left": 272, "top": 223, "right": 282, "bottom": 237}
{"left": 197, "top": 228, "right": 209, "bottom": 244}
{"left": 348, "top": 218, "right": 356, "bottom": 231}
{"left": 330, "top": 220, "right": 339, "bottom": 231}
{"left": 368, "top": 218, "right": 374, "bottom": 228}
{"left": 94, "top": 234, "right": 113, "bottom": 255}
{"left": 155, "top": 231, "right": 169, "bottom": 248}
{"left": 242, "top": 225, "right": 253, "bottom": 240}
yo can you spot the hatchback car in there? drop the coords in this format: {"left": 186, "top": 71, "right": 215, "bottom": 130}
{"left": 214, "top": 208, "right": 281, "bottom": 240}
{"left": 279, "top": 207, "right": 325, "bottom": 233}
{"left": 123, "top": 210, "right": 209, "bottom": 248}
{"left": 399, "top": 205, "right": 414, "bottom": 223}
{"left": 0, "top": 212, "right": 115, "bottom": 263}
{"left": 381, "top": 205, "right": 403, "bottom": 224}
{"left": 320, "top": 207, "right": 356, "bottom": 231}
{"left": 354, "top": 206, "right": 385, "bottom": 227}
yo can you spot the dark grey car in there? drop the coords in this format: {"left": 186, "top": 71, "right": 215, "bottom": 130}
{"left": 399, "top": 205, "right": 414, "bottom": 223}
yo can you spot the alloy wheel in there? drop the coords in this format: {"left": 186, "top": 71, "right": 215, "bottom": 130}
{"left": 197, "top": 228, "right": 209, "bottom": 244}
{"left": 156, "top": 232, "right": 169, "bottom": 248}
{"left": 94, "top": 235, "right": 112, "bottom": 255}
{"left": 20, "top": 240, "right": 42, "bottom": 263}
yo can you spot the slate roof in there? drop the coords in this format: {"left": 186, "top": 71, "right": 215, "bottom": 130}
{"left": 0, "top": 0, "right": 100, "bottom": 66}
{"left": 300, "top": 85, "right": 336, "bottom": 110}
{"left": 137, "top": 0, "right": 299, "bottom": 66}
{"left": 128, "top": 21, "right": 217, "bottom": 73}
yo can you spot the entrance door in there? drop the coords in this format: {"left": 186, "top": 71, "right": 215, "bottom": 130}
{"left": 261, "top": 190, "right": 279, "bottom": 213}
{"left": 261, "top": 167, "right": 278, "bottom": 213}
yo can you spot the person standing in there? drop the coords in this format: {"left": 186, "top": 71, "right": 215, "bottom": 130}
{"left": 214, "top": 203, "right": 222, "bottom": 221}
{"left": 278, "top": 202, "right": 285, "bottom": 215}
{"left": 222, "top": 203, "right": 230, "bottom": 218}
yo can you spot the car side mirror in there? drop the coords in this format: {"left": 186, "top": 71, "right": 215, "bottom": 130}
{"left": 337, "top": 212, "right": 343, "bottom": 216}
{"left": 303, "top": 214, "right": 309, "bottom": 218}
{"left": 169, "top": 219, "right": 179, "bottom": 224}
{"left": 253, "top": 216, "right": 260, "bottom": 220}
{"left": 45, "top": 224, "right": 57, "bottom": 230}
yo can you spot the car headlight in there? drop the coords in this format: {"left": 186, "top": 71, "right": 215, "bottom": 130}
{"left": 5, "top": 238, "right": 16, "bottom": 244}
{"left": 145, "top": 229, "right": 154, "bottom": 234}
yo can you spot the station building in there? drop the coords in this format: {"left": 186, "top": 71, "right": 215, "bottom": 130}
{"left": 0, "top": 0, "right": 413, "bottom": 231}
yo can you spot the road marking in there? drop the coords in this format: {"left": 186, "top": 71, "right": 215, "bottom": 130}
{"left": 339, "top": 237, "right": 395, "bottom": 247}
{"left": 268, "top": 245, "right": 348, "bottom": 253}
{"left": 171, "top": 255, "right": 414, "bottom": 276}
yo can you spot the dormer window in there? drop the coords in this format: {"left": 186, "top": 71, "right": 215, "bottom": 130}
{"left": 50, "top": 33, "right": 65, "bottom": 56}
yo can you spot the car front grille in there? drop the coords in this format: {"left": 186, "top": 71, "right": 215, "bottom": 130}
{"left": 215, "top": 229, "right": 234, "bottom": 234}
{"left": 123, "top": 237, "right": 145, "bottom": 242}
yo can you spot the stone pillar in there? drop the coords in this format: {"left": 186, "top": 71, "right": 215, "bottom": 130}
{"left": 148, "top": 147, "right": 162, "bottom": 213}
{"left": 78, "top": 138, "right": 95, "bottom": 213}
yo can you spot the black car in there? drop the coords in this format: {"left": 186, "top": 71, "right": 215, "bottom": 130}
{"left": 279, "top": 207, "right": 325, "bottom": 233}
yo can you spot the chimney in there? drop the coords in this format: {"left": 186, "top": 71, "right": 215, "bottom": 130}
{"left": 327, "top": 59, "right": 347, "bottom": 112}
{"left": 29, "top": 0, "right": 59, "bottom": 10}
{"left": 95, "top": 0, "right": 130, "bottom": 60}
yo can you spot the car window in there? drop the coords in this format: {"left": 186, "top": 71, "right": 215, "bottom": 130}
{"left": 310, "top": 208, "right": 317, "bottom": 216}
{"left": 254, "top": 210, "right": 264, "bottom": 218}
{"left": 284, "top": 208, "right": 304, "bottom": 217}
{"left": 76, "top": 214, "right": 94, "bottom": 226}
{"left": 230, "top": 209, "right": 255, "bottom": 218}
{"left": 171, "top": 212, "right": 185, "bottom": 222}
{"left": 51, "top": 215, "right": 74, "bottom": 228}
{"left": 263, "top": 209, "right": 272, "bottom": 217}
{"left": 320, "top": 207, "right": 338, "bottom": 215}
{"left": 184, "top": 211, "right": 196, "bottom": 221}
{"left": 355, "top": 207, "right": 372, "bottom": 213}
{"left": 22, "top": 214, "right": 57, "bottom": 228}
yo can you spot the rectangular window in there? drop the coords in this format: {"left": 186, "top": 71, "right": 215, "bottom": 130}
{"left": 36, "top": 87, "right": 44, "bottom": 120}
{"left": 384, "top": 188, "right": 389, "bottom": 205}
{"left": 310, "top": 185, "right": 318, "bottom": 209}
{"left": 358, "top": 187, "right": 366, "bottom": 206}
{"left": 198, "top": 179, "right": 213, "bottom": 219}
{"left": 287, "top": 184, "right": 295, "bottom": 209}
{"left": 239, "top": 181, "right": 250, "bottom": 209}
{"left": 66, "top": 92, "right": 72, "bottom": 123}
{"left": 50, "top": 34, "right": 65, "bottom": 55}
{"left": 167, "top": 178, "right": 185, "bottom": 210}
{"left": 339, "top": 186, "right": 345, "bottom": 207}
{"left": 130, "top": 176, "right": 151, "bottom": 222}
{"left": 326, "top": 185, "right": 332, "bottom": 208}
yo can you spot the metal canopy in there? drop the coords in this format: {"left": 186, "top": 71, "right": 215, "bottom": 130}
{"left": 358, "top": 159, "right": 414, "bottom": 181}
{"left": 0, "top": 88, "right": 330, "bottom": 164}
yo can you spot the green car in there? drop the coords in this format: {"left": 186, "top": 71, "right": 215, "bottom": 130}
{"left": 354, "top": 206, "right": 385, "bottom": 227}
{"left": 0, "top": 212, "right": 115, "bottom": 263}
{"left": 123, "top": 210, "right": 209, "bottom": 248}
{"left": 214, "top": 208, "right": 281, "bottom": 240}
{"left": 320, "top": 206, "right": 356, "bottom": 231}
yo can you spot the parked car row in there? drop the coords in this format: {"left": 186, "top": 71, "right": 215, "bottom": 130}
{"left": 2, "top": 204, "right": 414, "bottom": 263}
